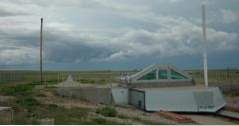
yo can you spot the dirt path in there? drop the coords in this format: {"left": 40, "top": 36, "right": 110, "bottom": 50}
{"left": 37, "top": 88, "right": 239, "bottom": 125}
{"left": 183, "top": 114, "right": 238, "bottom": 125}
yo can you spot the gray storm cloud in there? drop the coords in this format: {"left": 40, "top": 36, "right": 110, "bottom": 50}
{"left": 0, "top": 0, "right": 238, "bottom": 66}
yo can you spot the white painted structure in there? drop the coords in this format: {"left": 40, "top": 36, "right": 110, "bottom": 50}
{"left": 113, "top": 64, "right": 226, "bottom": 112}
{"left": 111, "top": 87, "right": 128, "bottom": 105}
{"left": 112, "top": 86, "right": 226, "bottom": 112}
{"left": 133, "top": 87, "right": 225, "bottom": 112}
{"left": 202, "top": 0, "right": 209, "bottom": 88}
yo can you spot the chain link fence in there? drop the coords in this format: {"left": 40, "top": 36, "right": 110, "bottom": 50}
{"left": 1, "top": 69, "right": 238, "bottom": 87}
{"left": 188, "top": 69, "right": 239, "bottom": 94}
{"left": 188, "top": 69, "right": 239, "bottom": 85}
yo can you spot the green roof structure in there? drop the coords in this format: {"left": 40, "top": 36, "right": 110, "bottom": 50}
{"left": 120, "top": 64, "right": 194, "bottom": 88}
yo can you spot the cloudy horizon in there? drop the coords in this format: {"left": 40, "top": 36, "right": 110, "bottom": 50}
{"left": 0, "top": 0, "right": 238, "bottom": 70}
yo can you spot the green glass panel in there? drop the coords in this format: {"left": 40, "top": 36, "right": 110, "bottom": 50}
{"left": 158, "top": 70, "right": 167, "bottom": 79}
{"left": 171, "top": 70, "right": 188, "bottom": 79}
{"left": 138, "top": 70, "right": 156, "bottom": 80}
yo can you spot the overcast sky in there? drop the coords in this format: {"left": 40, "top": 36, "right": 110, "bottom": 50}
{"left": 0, "top": 0, "right": 238, "bottom": 70}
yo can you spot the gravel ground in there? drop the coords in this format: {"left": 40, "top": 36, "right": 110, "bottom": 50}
{"left": 182, "top": 114, "right": 239, "bottom": 125}
{"left": 36, "top": 89, "right": 239, "bottom": 125}
{"left": 36, "top": 89, "right": 179, "bottom": 124}
{"left": 37, "top": 77, "right": 239, "bottom": 125}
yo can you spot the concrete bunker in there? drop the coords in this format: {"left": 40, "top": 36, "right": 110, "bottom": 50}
{"left": 127, "top": 87, "right": 225, "bottom": 112}
{"left": 56, "top": 64, "right": 226, "bottom": 113}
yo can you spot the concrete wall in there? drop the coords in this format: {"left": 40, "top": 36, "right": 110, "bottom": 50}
{"left": 111, "top": 87, "right": 128, "bottom": 105}
{"left": 57, "top": 87, "right": 112, "bottom": 104}
{"left": 144, "top": 87, "right": 225, "bottom": 112}
{"left": 145, "top": 89, "right": 197, "bottom": 112}
{"left": 124, "top": 80, "right": 194, "bottom": 88}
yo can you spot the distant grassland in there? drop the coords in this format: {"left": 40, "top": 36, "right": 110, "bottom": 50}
{"left": 0, "top": 69, "right": 239, "bottom": 85}
{"left": 0, "top": 70, "right": 137, "bottom": 85}
{"left": 187, "top": 69, "right": 239, "bottom": 85}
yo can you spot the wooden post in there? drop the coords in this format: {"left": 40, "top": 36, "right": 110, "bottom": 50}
{"left": 40, "top": 18, "right": 43, "bottom": 86}
{"left": 57, "top": 72, "right": 59, "bottom": 83}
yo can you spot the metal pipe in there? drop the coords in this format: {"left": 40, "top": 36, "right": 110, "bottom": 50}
{"left": 202, "top": 1, "right": 208, "bottom": 88}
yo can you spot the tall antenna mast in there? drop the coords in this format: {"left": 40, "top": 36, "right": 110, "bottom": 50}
{"left": 202, "top": 0, "right": 208, "bottom": 88}
{"left": 40, "top": 18, "right": 43, "bottom": 86}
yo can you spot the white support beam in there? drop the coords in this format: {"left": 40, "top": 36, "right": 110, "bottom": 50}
{"left": 202, "top": 0, "right": 208, "bottom": 88}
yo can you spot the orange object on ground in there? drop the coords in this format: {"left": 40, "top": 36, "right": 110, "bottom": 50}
{"left": 156, "top": 111, "right": 193, "bottom": 123}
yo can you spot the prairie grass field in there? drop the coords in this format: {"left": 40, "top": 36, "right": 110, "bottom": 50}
{"left": 187, "top": 69, "right": 239, "bottom": 85}
{"left": 0, "top": 70, "right": 138, "bottom": 86}
{"left": 0, "top": 69, "right": 239, "bottom": 124}
{"left": 0, "top": 69, "right": 238, "bottom": 86}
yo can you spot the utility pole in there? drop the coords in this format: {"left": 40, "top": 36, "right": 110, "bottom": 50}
{"left": 40, "top": 18, "right": 43, "bottom": 86}
{"left": 202, "top": 0, "right": 208, "bottom": 88}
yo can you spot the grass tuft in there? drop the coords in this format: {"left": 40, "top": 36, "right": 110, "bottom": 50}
{"left": 96, "top": 106, "right": 117, "bottom": 117}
